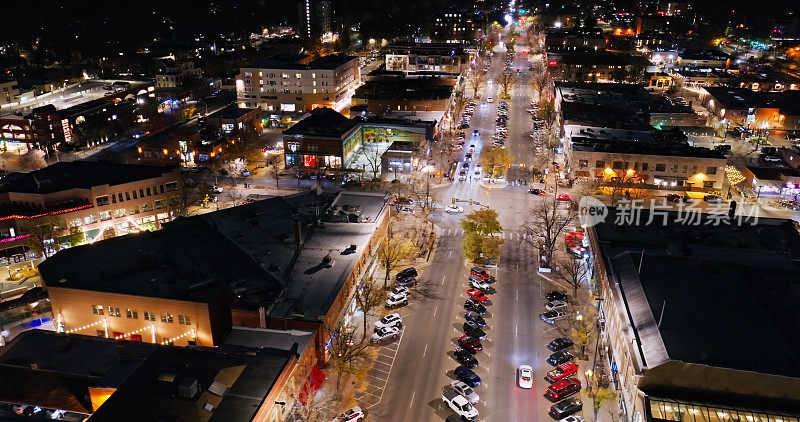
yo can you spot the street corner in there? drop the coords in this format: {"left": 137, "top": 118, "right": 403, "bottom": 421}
{"left": 477, "top": 179, "right": 508, "bottom": 189}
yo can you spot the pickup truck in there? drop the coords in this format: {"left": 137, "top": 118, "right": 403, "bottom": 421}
{"left": 442, "top": 389, "right": 478, "bottom": 421}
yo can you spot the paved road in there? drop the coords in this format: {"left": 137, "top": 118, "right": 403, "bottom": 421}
{"left": 369, "top": 30, "right": 572, "bottom": 422}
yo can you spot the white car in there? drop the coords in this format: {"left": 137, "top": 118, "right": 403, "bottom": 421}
{"left": 764, "top": 155, "right": 782, "bottom": 162}
{"left": 385, "top": 292, "right": 408, "bottom": 308}
{"left": 450, "top": 380, "right": 480, "bottom": 404}
{"left": 374, "top": 313, "right": 403, "bottom": 330}
{"left": 390, "top": 286, "right": 410, "bottom": 296}
{"left": 330, "top": 406, "right": 365, "bottom": 422}
{"left": 487, "top": 96, "right": 494, "bottom": 103}
{"left": 210, "top": 185, "right": 223, "bottom": 193}
{"left": 545, "top": 300, "right": 568, "bottom": 311}
{"left": 469, "top": 277, "right": 491, "bottom": 290}
{"left": 517, "top": 364, "right": 533, "bottom": 389}
{"left": 559, "top": 416, "right": 585, "bottom": 422}
{"left": 371, "top": 325, "right": 401, "bottom": 343}
{"left": 446, "top": 205, "right": 464, "bottom": 213}
{"left": 474, "top": 165, "right": 482, "bottom": 176}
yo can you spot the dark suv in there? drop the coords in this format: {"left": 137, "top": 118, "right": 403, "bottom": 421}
{"left": 454, "top": 365, "right": 482, "bottom": 387}
{"left": 454, "top": 348, "right": 479, "bottom": 368}
{"left": 464, "top": 299, "right": 487, "bottom": 315}
{"left": 464, "top": 311, "right": 487, "bottom": 327}
{"left": 549, "top": 397, "right": 583, "bottom": 419}
{"left": 547, "top": 337, "right": 574, "bottom": 351}
{"left": 546, "top": 350, "right": 574, "bottom": 366}
{"left": 463, "top": 321, "right": 487, "bottom": 340}
{"left": 396, "top": 267, "right": 418, "bottom": 280}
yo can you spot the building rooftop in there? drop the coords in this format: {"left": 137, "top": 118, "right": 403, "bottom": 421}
{"left": 222, "top": 326, "right": 314, "bottom": 355}
{"left": 560, "top": 51, "right": 652, "bottom": 67}
{"left": 38, "top": 216, "right": 279, "bottom": 304}
{"left": 680, "top": 48, "right": 736, "bottom": 62}
{"left": 204, "top": 104, "right": 258, "bottom": 121}
{"left": 704, "top": 87, "right": 800, "bottom": 115}
{"left": 556, "top": 82, "right": 651, "bottom": 108}
{"left": 566, "top": 124, "right": 725, "bottom": 159}
{"left": 283, "top": 107, "right": 360, "bottom": 138}
{"left": 88, "top": 347, "right": 294, "bottom": 422}
{"left": 0, "top": 161, "right": 175, "bottom": 194}
{"left": 354, "top": 77, "right": 455, "bottom": 101}
{"left": 384, "top": 42, "right": 470, "bottom": 56}
{"left": 246, "top": 54, "right": 356, "bottom": 70}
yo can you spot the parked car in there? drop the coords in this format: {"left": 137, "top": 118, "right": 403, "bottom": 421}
{"left": 540, "top": 310, "right": 568, "bottom": 324}
{"left": 330, "top": 406, "right": 365, "bottom": 422}
{"left": 546, "top": 350, "right": 575, "bottom": 366}
{"left": 371, "top": 326, "right": 401, "bottom": 343}
{"left": 390, "top": 286, "right": 410, "bottom": 296}
{"left": 470, "top": 267, "right": 490, "bottom": 279}
{"left": 450, "top": 380, "right": 480, "bottom": 404}
{"left": 454, "top": 365, "right": 482, "bottom": 387}
{"left": 545, "top": 362, "right": 579, "bottom": 383}
{"left": 549, "top": 397, "right": 583, "bottom": 419}
{"left": 544, "top": 378, "right": 582, "bottom": 402}
{"left": 703, "top": 194, "right": 723, "bottom": 203}
{"left": 464, "top": 300, "right": 487, "bottom": 315}
{"left": 517, "top": 364, "right": 534, "bottom": 389}
{"left": 396, "top": 276, "right": 418, "bottom": 287}
{"left": 546, "top": 291, "right": 566, "bottom": 301}
{"left": 665, "top": 193, "right": 692, "bottom": 203}
{"left": 463, "top": 321, "right": 487, "bottom": 340}
{"left": 545, "top": 300, "right": 568, "bottom": 311}
{"left": 466, "top": 288, "right": 489, "bottom": 302}
{"left": 469, "top": 276, "right": 491, "bottom": 290}
{"left": 385, "top": 292, "right": 408, "bottom": 308}
{"left": 442, "top": 389, "right": 478, "bottom": 421}
{"left": 547, "top": 337, "right": 574, "bottom": 351}
{"left": 457, "top": 335, "right": 483, "bottom": 353}
{"left": 464, "top": 311, "right": 487, "bottom": 327}
{"left": 529, "top": 188, "right": 546, "bottom": 195}
{"left": 556, "top": 194, "right": 572, "bottom": 201}
{"left": 374, "top": 313, "right": 403, "bottom": 330}
{"left": 446, "top": 205, "right": 465, "bottom": 213}
{"left": 454, "top": 348, "right": 479, "bottom": 368}
{"left": 396, "top": 267, "right": 417, "bottom": 280}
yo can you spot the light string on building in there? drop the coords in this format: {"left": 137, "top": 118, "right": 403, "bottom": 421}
{"left": 160, "top": 328, "right": 196, "bottom": 345}
{"left": 0, "top": 204, "right": 93, "bottom": 222}
{"left": 725, "top": 165, "right": 745, "bottom": 186}
{"left": 114, "top": 325, "right": 155, "bottom": 340}
{"left": 64, "top": 319, "right": 105, "bottom": 334}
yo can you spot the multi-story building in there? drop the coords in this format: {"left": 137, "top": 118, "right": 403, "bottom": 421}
{"left": 677, "top": 48, "right": 735, "bottom": 69}
{"left": 282, "top": 107, "right": 434, "bottom": 173}
{"left": 236, "top": 54, "right": 359, "bottom": 113}
{"left": 0, "top": 79, "right": 19, "bottom": 106}
{"left": 38, "top": 190, "right": 391, "bottom": 366}
{"left": 0, "top": 161, "right": 183, "bottom": 262}
{"left": 298, "top": 0, "right": 332, "bottom": 41}
{"left": 566, "top": 125, "right": 727, "bottom": 189}
{"left": 384, "top": 43, "right": 471, "bottom": 74}
{"left": 555, "top": 82, "right": 652, "bottom": 129}
{"left": 700, "top": 87, "right": 800, "bottom": 130}
{"left": 154, "top": 58, "right": 203, "bottom": 89}
{"left": 550, "top": 52, "right": 652, "bottom": 83}
{"left": 544, "top": 27, "right": 605, "bottom": 53}
{"left": 587, "top": 210, "right": 800, "bottom": 422}
{"left": 431, "top": 11, "right": 482, "bottom": 44}
{"left": 352, "top": 70, "right": 458, "bottom": 115}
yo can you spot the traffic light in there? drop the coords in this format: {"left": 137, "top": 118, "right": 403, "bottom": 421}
{"left": 452, "top": 197, "right": 456, "bottom": 204}
{"left": 469, "top": 199, "right": 473, "bottom": 205}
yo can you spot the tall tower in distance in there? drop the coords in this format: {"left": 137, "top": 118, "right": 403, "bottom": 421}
{"left": 298, "top": 0, "right": 332, "bottom": 41}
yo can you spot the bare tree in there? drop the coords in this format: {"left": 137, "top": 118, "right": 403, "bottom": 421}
{"left": 288, "top": 381, "right": 330, "bottom": 422}
{"left": 361, "top": 147, "right": 382, "bottom": 180}
{"left": 20, "top": 149, "right": 47, "bottom": 170}
{"left": 556, "top": 257, "right": 590, "bottom": 298}
{"left": 555, "top": 305, "right": 596, "bottom": 360}
{"left": 452, "top": 94, "right": 470, "bottom": 131}
{"left": 403, "top": 175, "right": 439, "bottom": 230}
{"left": 530, "top": 66, "right": 551, "bottom": 100}
{"left": 469, "top": 70, "right": 487, "bottom": 97}
{"left": 326, "top": 321, "right": 371, "bottom": 393}
{"left": 354, "top": 277, "right": 385, "bottom": 339}
{"left": 378, "top": 226, "right": 415, "bottom": 288}
{"left": 20, "top": 215, "right": 63, "bottom": 258}
{"left": 524, "top": 201, "right": 576, "bottom": 265}
{"left": 224, "top": 158, "right": 247, "bottom": 187}
{"left": 265, "top": 154, "right": 284, "bottom": 189}
{"left": 498, "top": 73, "right": 514, "bottom": 97}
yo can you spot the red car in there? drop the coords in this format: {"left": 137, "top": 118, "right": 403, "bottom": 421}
{"left": 556, "top": 194, "right": 571, "bottom": 201}
{"left": 470, "top": 266, "right": 490, "bottom": 280}
{"left": 458, "top": 335, "right": 483, "bottom": 353}
{"left": 466, "top": 288, "right": 489, "bottom": 302}
{"left": 545, "top": 362, "right": 579, "bottom": 383}
{"left": 543, "top": 378, "right": 582, "bottom": 402}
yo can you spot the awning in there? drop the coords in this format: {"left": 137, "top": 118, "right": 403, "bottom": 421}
{"left": 298, "top": 365, "right": 325, "bottom": 405}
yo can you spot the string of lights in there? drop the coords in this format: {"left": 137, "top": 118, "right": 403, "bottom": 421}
{"left": 114, "top": 325, "right": 155, "bottom": 340}
{"left": 160, "top": 328, "right": 196, "bottom": 345}
{"left": 65, "top": 319, "right": 104, "bottom": 334}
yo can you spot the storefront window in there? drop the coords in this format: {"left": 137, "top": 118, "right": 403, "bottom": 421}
{"left": 303, "top": 154, "right": 317, "bottom": 168}
{"left": 325, "top": 155, "right": 342, "bottom": 168}
{"left": 285, "top": 154, "right": 298, "bottom": 166}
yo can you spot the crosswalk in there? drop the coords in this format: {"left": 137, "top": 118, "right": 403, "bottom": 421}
{"left": 437, "top": 228, "right": 531, "bottom": 240}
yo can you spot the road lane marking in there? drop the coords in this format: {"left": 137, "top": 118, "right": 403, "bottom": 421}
{"left": 516, "top": 290, "right": 519, "bottom": 301}
{"left": 516, "top": 324, "right": 518, "bottom": 336}
{"left": 409, "top": 391, "right": 416, "bottom": 409}
{"left": 449, "top": 250, "right": 452, "bottom": 258}
{"left": 423, "top": 343, "right": 428, "bottom": 358}
{"left": 434, "top": 305, "right": 438, "bottom": 318}
{"left": 441, "top": 275, "right": 446, "bottom": 286}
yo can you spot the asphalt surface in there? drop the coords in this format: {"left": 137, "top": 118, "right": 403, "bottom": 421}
{"left": 368, "top": 32, "right": 572, "bottom": 422}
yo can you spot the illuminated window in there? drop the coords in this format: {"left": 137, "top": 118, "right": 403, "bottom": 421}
{"left": 303, "top": 155, "right": 317, "bottom": 168}
{"left": 95, "top": 195, "right": 110, "bottom": 206}
{"left": 178, "top": 315, "right": 191, "bottom": 325}
{"left": 92, "top": 305, "right": 104, "bottom": 315}
{"left": 143, "top": 311, "right": 156, "bottom": 321}
{"left": 126, "top": 309, "right": 138, "bottom": 319}
{"left": 108, "top": 306, "right": 121, "bottom": 317}
{"left": 161, "top": 313, "right": 174, "bottom": 323}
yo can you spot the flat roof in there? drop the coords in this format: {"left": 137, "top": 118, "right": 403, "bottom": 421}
{"left": 247, "top": 54, "right": 356, "bottom": 70}
{"left": 39, "top": 217, "right": 279, "bottom": 304}
{"left": 704, "top": 87, "right": 800, "bottom": 115}
{"left": 223, "top": 326, "right": 315, "bottom": 354}
{"left": 596, "top": 209, "right": 800, "bottom": 379}
{"left": 283, "top": 107, "right": 360, "bottom": 137}
{"left": 0, "top": 161, "right": 175, "bottom": 194}
{"left": 88, "top": 347, "right": 293, "bottom": 422}
{"left": 205, "top": 104, "right": 258, "bottom": 121}
{"left": 566, "top": 124, "right": 725, "bottom": 159}
{"left": 556, "top": 82, "right": 651, "bottom": 108}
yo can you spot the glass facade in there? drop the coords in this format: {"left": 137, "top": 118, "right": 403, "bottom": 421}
{"left": 648, "top": 398, "right": 800, "bottom": 422}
